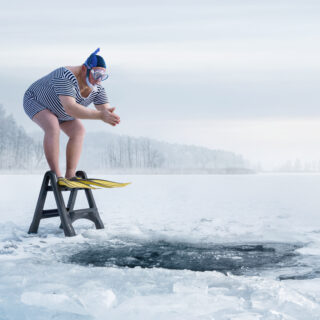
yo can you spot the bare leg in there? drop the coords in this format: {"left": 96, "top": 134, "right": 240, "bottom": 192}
{"left": 32, "top": 110, "right": 62, "bottom": 177}
{"left": 60, "top": 119, "right": 86, "bottom": 179}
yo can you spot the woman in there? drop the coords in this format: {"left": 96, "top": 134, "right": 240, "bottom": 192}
{"left": 23, "top": 48, "right": 120, "bottom": 188}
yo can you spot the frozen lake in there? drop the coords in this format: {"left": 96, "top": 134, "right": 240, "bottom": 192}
{"left": 1, "top": 173, "right": 320, "bottom": 319}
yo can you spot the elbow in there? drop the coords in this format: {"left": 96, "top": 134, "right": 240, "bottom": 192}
{"left": 63, "top": 103, "right": 76, "bottom": 117}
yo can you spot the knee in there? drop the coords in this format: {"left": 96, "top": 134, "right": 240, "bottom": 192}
{"left": 78, "top": 123, "right": 86, "bottom": 138}
{"left": 70, "top": 122, "right": 86, "bottom": 139}
{"left": 44, "top": 122, "right": 60, "bottom": 137}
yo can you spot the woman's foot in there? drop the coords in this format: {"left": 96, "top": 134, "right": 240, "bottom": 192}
{"left": 57, "top": 177, "right": 95, "bottom": 189}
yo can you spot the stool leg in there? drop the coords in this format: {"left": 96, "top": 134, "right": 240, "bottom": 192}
{"left": 50, "top": 172, "right": 76, "bottom": 237}
{"left": 59, "top": 189, "right": 78, "bottom": 229}
{"left": 76, "top": 170, "right": 104, "bottom": 230}
{"left": 28, "top": 171, "right": 50, "bottom": 234}
{"left": 67, "top": 189, "right": 78, "bottom": 211}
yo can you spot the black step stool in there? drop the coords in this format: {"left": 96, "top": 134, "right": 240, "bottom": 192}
{"left": 28, "top": 170, "right": 104, "bottom": 237}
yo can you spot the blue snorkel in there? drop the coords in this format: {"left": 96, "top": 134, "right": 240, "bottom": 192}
{"left": 84, "top": 48, "right": 101, "bottom": 70}
{"left": 84, "top": 48, "right": 107, "bottom": 89}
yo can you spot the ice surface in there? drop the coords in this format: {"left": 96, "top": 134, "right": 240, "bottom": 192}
{"left": 0, "top": 174, "right": 320, "bottom": 319}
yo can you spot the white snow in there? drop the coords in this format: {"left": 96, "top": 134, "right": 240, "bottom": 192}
{"left": 0, "top": 173, "right": 320, "bottom": 319}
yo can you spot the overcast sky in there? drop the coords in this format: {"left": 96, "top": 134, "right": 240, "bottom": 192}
{"left": 1, "top": 0, "right": 320, "bottom": 168}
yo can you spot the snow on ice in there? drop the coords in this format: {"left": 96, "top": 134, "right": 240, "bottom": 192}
{"left": 0, "top": 174, "right": 320, "bottom": 319}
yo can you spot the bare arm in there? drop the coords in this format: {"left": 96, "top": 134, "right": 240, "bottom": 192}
{"left": 59, "top": 95, "right": 102, "bottom": 120}
{"left": 94, "top": 103, "right": 111, "bottom": 111}
{"left": 59, "top": 96, "right": 120, "bottom": 126}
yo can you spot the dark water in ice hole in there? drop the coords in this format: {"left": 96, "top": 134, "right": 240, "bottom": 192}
{"left": 66, "top": 241, "right": 320, "bottom": 280}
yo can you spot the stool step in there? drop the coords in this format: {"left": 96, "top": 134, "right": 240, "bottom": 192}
{"left": 42, "top": 209, "right": 59, "bottom": 218}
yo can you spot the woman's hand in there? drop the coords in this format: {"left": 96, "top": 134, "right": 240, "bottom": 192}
{"left": 99, "top": 108, "right": 120, "bottom": 126}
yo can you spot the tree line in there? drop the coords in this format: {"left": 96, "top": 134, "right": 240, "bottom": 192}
{"left": 0, "top": 105, "right": 250, "bottom": 172}
{"left": 80, "top": 132, "right": 249, "bottom": 172}
{"left": 0, "top": 105, "right": 43, "bottom": 170}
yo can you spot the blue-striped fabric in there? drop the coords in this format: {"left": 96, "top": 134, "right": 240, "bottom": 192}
{"left": 23, "top": 67, "right": 109, "bottom": 122}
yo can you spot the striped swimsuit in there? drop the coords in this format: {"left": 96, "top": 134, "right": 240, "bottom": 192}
{"left": 23, "top": 67, "right": 109, "bottom": 123}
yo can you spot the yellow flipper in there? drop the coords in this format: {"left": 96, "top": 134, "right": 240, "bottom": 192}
{"left": 57, "top": 177, "right": 96, "bottom": 189}
{"left": 75, "top": 177, "right": 131, "bottom": 188}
